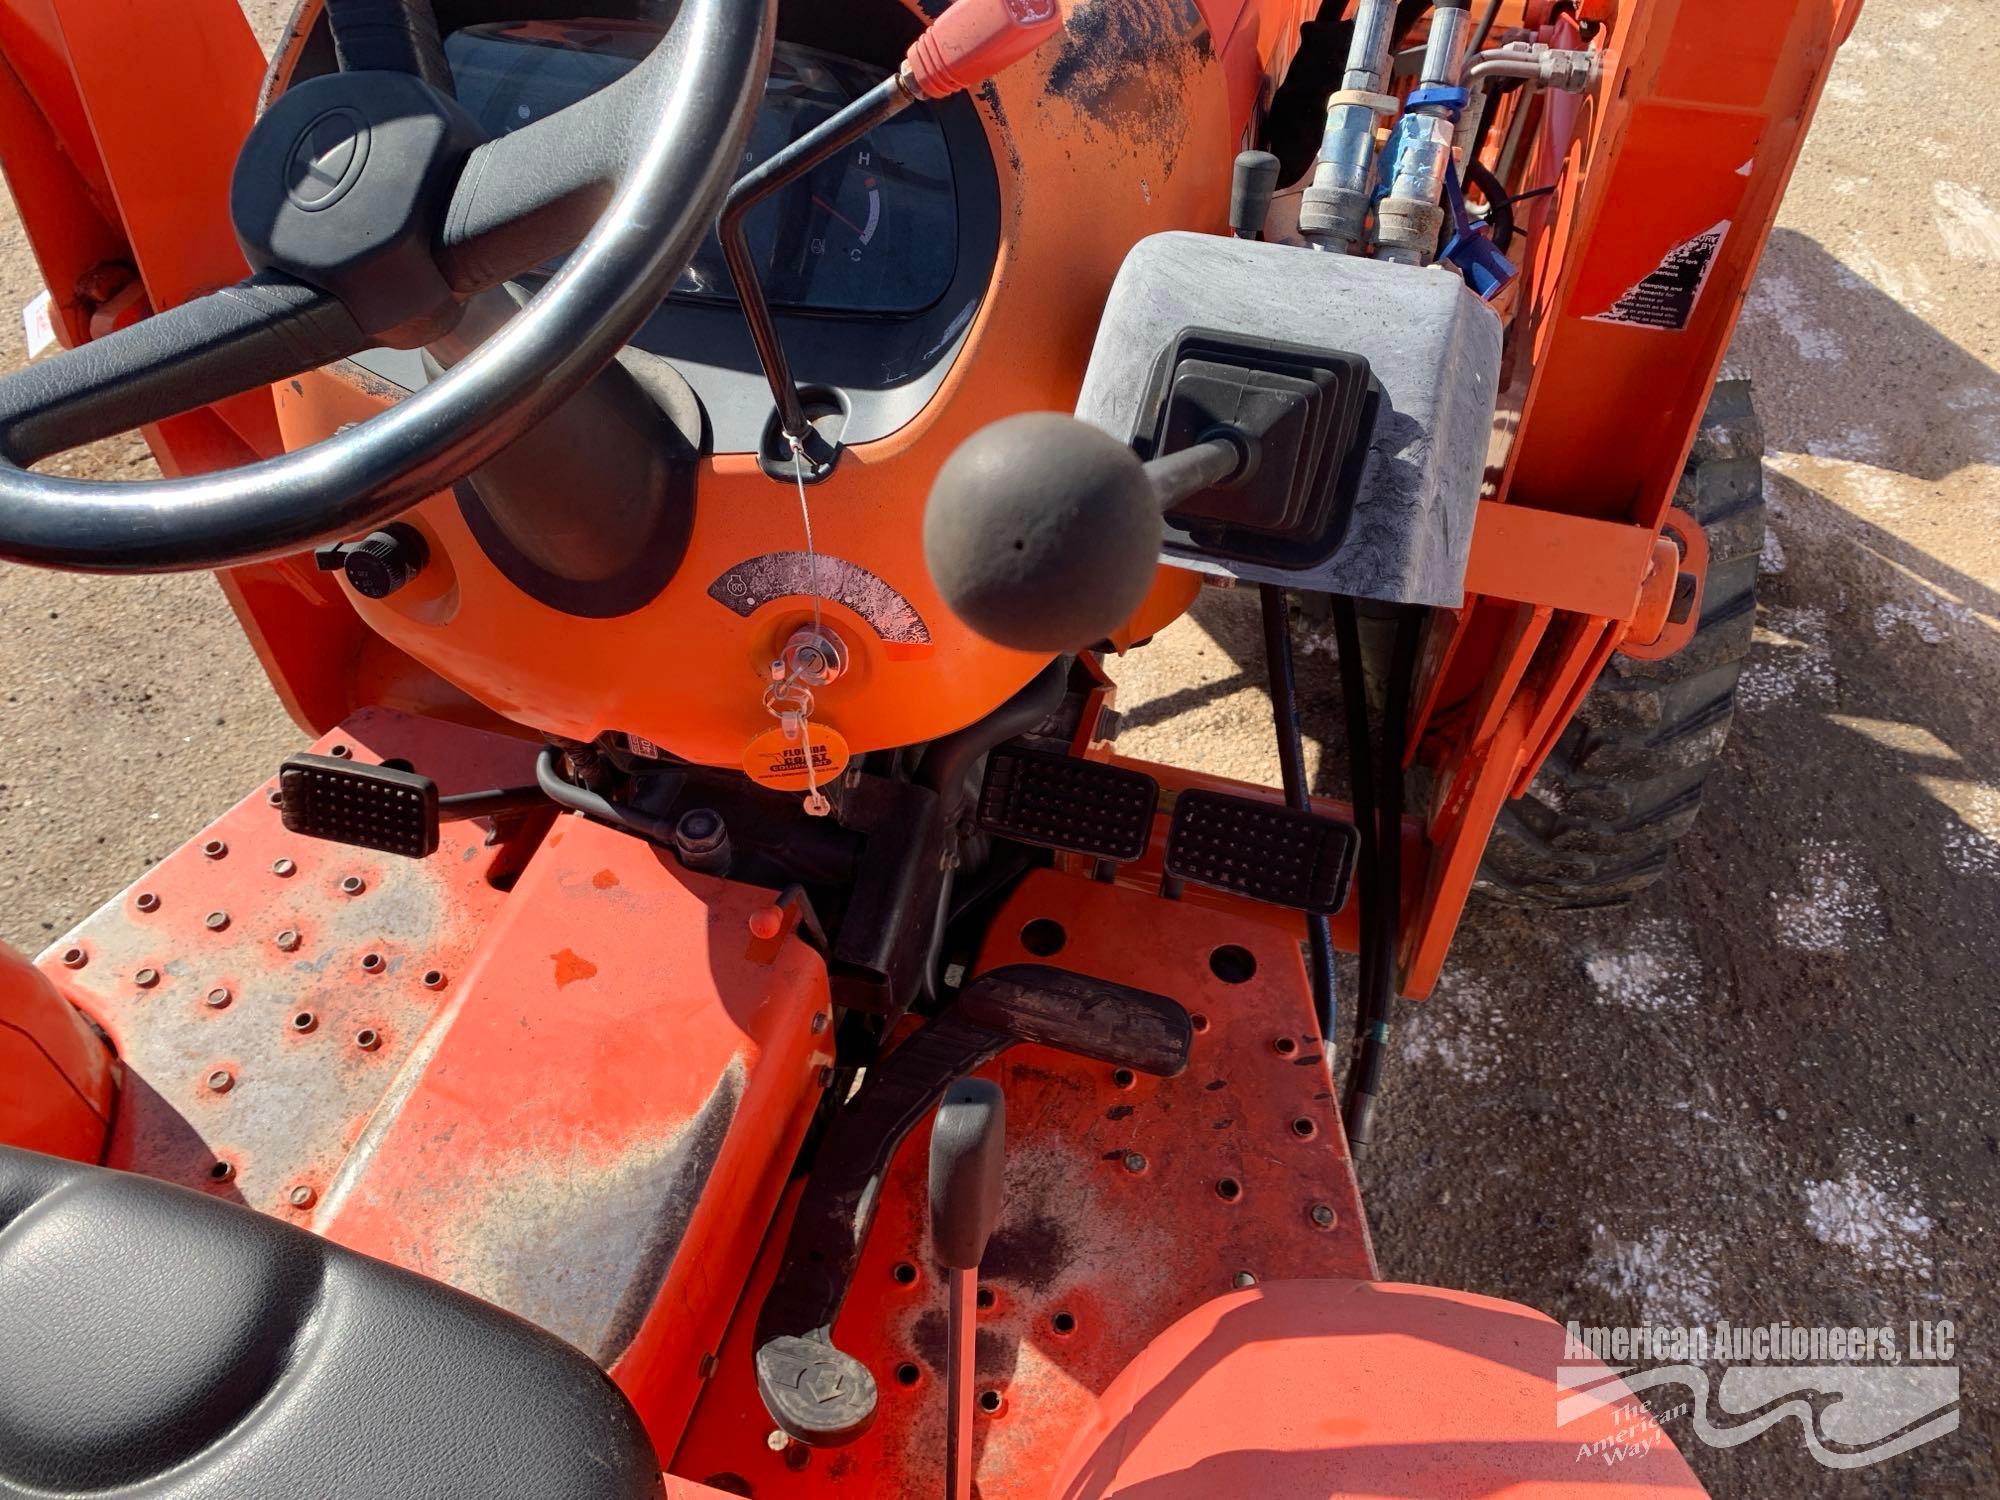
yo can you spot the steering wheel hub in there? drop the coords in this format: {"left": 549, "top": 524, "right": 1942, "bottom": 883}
{"left": 232, "top": 71, "right": 482, "bottom": 343}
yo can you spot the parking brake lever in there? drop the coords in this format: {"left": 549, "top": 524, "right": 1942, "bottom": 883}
{"left": 718, "top": 0, "right": 1063, "bottom": 483}
{"left": 928, "top": 1078, "right": 1006, "bottom": 1500}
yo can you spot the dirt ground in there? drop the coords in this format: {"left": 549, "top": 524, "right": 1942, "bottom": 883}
{"left": 1, "top": 3, "right": 1994, "bottom": 1495}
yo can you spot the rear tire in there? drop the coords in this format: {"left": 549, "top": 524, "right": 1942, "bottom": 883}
{"left": 1476, "top": 380, "right": 1766, "bottom": 908}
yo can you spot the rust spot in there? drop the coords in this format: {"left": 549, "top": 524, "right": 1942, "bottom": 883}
{"left": 1043, "top": 0, "right": 1210, "bottom": 177}
{"left": 551, "top": 949, "right": 599, "bottom": 988}
{"left": 591, "top": 868, "right": 620, "bottom": 890}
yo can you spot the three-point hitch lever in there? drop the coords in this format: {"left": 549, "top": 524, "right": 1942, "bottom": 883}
{"left": 928, "top": 1079, "right": 1006, "bottom": 1500}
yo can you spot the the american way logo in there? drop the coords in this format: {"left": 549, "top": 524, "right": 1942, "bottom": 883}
{"left": 1558, "top": 1320, "right": 1960, "bottom": 1470}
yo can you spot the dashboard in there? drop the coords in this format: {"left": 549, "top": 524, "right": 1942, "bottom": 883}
{"left": 446, "top": 23, "right": 960, "bottom": 317}
{"left": 348, "top": 20, "right": 1000, "bottom": 454}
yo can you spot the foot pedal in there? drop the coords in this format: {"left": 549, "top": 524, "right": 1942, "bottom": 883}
{"left": 1164, "top": 789, "right": 1357, "bottom": 914}
{"left": 977, "top": 747, "right": 1158, "bottom": 862}
{"left": 278, "top": 753, "right": 440, "bottom": 859}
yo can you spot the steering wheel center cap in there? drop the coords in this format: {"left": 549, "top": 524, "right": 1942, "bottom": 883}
{"left": 286, "top": 107, "right": 370, "bottom": 211}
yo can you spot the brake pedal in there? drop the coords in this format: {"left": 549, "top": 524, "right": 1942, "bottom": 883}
{"left": 278, "top": 753, "right": 440, "bottom": 859}
{"left": 1164, "top": 789, "right": 1358, "bottom": 914}
{"left": 977, "top": 747, "right": 1158, "bottom": 862}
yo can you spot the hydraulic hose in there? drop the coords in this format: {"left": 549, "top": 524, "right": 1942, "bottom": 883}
{"left": 1331, "top": 600, "right": 1381, "bottom": 1113}
{"left": 917, "top": 658, "right": 1070, "bottom": 816}
{"left": 1342, "top": 607, "right": 1419, "bottom": 1152}
{"left": 1259, "top": 585, "right": 1337, "bottom": 1044}
{"left": 535, "top": 747, "right": 681, "bottom": 845}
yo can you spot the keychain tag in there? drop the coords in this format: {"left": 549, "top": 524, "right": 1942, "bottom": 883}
{"left": 743, "top": 720, "right": 850, "bottom": 794}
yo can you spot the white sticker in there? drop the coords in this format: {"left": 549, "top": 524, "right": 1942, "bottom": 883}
{"left": 21, "top": 289, "right": 56, "bottom": 358}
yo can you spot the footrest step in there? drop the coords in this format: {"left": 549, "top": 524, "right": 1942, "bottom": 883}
{"left": 977, "top": 748, "right": 1159, "bottom": 863}
{"left": 279, "top": 753, "right": 439, "bottom": 859}
{"left": 1164, "top": 789, "right": 1357, "bottom": 914}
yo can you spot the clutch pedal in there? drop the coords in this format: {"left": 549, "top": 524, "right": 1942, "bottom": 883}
{"left": 278, "top": 753, "right": 440, "bottom": 859}
{"left": 1164, "top": 788, "right": 1358, "bottom": 914}
{"left": 976, "top": 747, "right": 1158, "bottom": 862}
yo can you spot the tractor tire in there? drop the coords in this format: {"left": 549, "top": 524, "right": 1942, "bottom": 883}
{"left": 1475, "top": 380, "right": 1766, "bottom": 908}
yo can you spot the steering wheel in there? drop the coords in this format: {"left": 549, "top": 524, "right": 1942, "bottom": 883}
{"left": 0, "top": 0, "right": 771, "bottom": 573}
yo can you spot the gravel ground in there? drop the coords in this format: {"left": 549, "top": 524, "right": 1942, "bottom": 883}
{"left": 2, "top": 3, "right": 1994, "bottom": 1495}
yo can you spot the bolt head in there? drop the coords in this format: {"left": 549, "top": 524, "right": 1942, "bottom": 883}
{"left": 1232, "top": 1271, "right": 1257, "bottom": 1289}
{"left": 60, "top": 946, "right": 86, "bottom": 969}
{"left": 206, "top": 1069, "right": 234, "bottom": 1093}
{"left": 135, "top": 892, "right": 160, "bottom": 913}
{"left": 204, "top": 910, "right": 230, "bottom": 932}
{"left": 275, "top": 928, "right": 301, "bottom": 952}
{"left": 205, "top": 987, "right": 232, "bottom": 1009}
{"left": 354, "top": 1028, "right": 381, "bottom": 1051}
{"left": 1309, "top": 1202, "right": 1336, "bottom": 1228}
{"left": 340, "top": 875, "right": 365, "bottom": 895}
{"left": 421, "top": 968, "right": 446, "bottom": 990}
{"left": 201, "top": 839, "right": 228, "bottom": 860}
{"left": 134, "top": 967, "right": 160, "bottom": 988}
{"left": 267, "top": 788, "right": 284, "bottom": 807}
{"left": 1122, "top": 1151, "right": 1147, "bottom": 1174}
{"left": 271, "top": 858, "right": 297, "bottom": 878}
{"left": 287, "top": 1184, "right": 316, "bottom": 1208}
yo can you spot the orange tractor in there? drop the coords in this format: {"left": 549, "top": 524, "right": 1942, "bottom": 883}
{"left": 0, "top": 0, "right": 1854, "bottom": 1494}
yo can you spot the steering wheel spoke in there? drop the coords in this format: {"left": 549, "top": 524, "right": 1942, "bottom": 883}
{"left": 324, "top": 0, "right": 454, "bottom": 92}
{"left": 0, "top": 274, "right": 366, "bottom": 468}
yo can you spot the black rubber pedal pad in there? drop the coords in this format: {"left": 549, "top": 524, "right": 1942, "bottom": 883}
{"left": 1164, "top": 789, "right": 1358, "bottom": 914}
{"left": 977, "top": 747, "right": 1160, "bottom": 863}
{"left": 278, "top": 753, "right": 439, "bottom": 859}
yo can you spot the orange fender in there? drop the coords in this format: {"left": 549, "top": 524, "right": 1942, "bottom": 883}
{"left": 1050, "top": 1279, "right": 1706, "bottom": 1498}
{"left": 1, "top": 941, "right": 115, "bottom": 1160}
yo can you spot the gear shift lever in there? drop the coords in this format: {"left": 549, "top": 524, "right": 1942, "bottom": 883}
{"left": 928, "top": 1077, "right": 1006, "bottom": 1500}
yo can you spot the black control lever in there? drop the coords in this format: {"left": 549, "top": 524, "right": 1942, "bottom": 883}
{"left": 753, "top": 963, "right": 1190, "bottom": 1446}
{"left": 922, "top": 412, "right": 1248, "bottom": 654}
{"left": 929, "top": 1080, "right": 1005, "bottom": 1500}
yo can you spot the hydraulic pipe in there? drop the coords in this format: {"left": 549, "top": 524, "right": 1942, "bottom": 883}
{"left": 1298, "top": 0, "right": 1404, "bottom": 251}
{"left": 1375, "top": 0, "right": 1475, "bottom": 265}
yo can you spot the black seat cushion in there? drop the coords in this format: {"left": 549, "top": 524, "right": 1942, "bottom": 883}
{"left": 0, "top": 1147, "right": 664, "bottom": 1498}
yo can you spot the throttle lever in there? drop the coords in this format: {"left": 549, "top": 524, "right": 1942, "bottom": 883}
{"left": 721, "top": 0, "right": 1065, "bottom": 480}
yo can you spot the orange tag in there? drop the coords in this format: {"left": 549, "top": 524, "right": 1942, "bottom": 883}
{"left": 742, "top": 721, "right": 851, "bottom": 793}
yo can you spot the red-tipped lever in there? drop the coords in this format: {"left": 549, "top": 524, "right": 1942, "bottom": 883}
{"left": 905, "top": 0, "right": 1064, "bottom": 99}
{"left": 724, "top": 0, "right": 1068, "bottom": 476}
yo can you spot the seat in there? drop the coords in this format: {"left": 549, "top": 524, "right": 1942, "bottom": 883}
{"left": 0, "top": 1146, "right": 664, "bottom": 1499}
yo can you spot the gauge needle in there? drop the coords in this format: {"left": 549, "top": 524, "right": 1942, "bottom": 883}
{"left": 813, "top": 194, "right": 866, "bottom": 236}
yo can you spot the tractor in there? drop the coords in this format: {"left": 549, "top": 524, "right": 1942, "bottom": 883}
{"left": 0, "top": 0, "right": 1853, "bottom": 1493}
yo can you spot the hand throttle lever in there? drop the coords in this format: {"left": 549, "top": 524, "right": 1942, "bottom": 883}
{"left": 721, "top": 0, "right": 1064, "bottom": 479}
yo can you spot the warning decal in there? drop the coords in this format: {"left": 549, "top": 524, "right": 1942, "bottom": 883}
{"left": 1588, "top": 221, "right": 1731, "bottom": 332}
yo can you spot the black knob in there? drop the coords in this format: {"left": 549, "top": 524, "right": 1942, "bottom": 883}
{"left": 1229, "top": 149, "right": 1280, "bottom": 239}
{"left": 315, "top": 523, "right": 429, "bottom": 599}
{"left": 923, "top": 413, "right": 1162, "bottom": 654}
